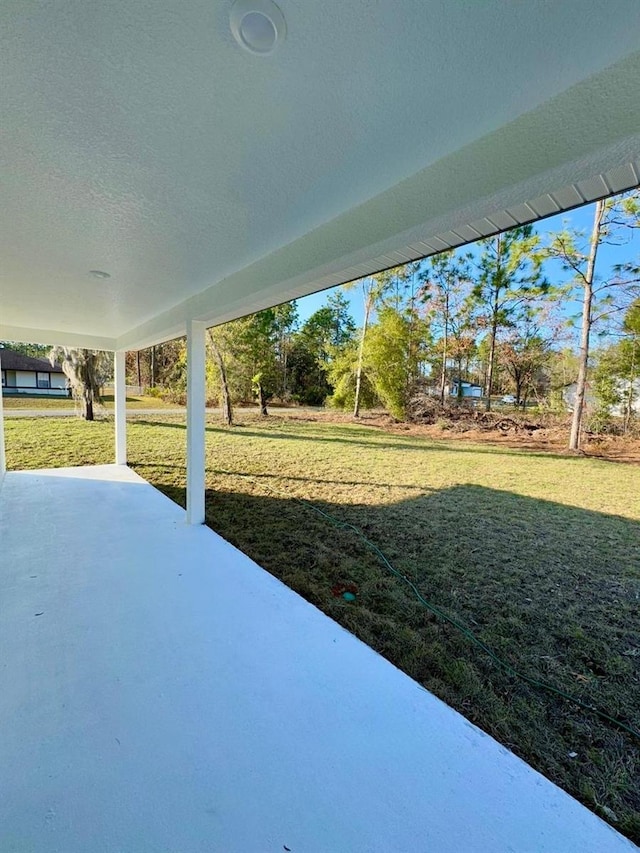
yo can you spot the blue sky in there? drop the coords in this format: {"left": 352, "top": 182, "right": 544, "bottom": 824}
{"left": 295, "top": 201, "right": 640, "bottom": 336}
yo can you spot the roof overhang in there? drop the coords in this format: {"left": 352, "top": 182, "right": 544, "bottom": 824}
{"left": 1, "top": 2, "right": 639, "bottom": 350}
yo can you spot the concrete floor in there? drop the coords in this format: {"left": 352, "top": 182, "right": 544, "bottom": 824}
{"left": 0, "top": 465, "right": 634, "bottom": 852}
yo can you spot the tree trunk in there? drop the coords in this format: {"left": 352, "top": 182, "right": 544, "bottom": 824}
{"left": 512, "top": 367, "right": 523, "bottom": 407}
{"left": 484, "top": 235, "right": 503, "bottom": 412}
{"left": 484, "top": 315, "right": 498, "bottom": 411}
{"left": 282, "top": 345, "right": 288, "bottom": 400}
{"left": 83, "top": 394, "right": 94, "bottom": 421}
{"left": 353, "top": 294, "right": 372, "bottom": 418}
{"left": 208, "top": 331, "right": 233, "bottom": 426}
{"left": 258, "top": 382, "right": 268, "bottom": 416}
{"left": 440, "top": 293, "right": 449, "bottom": 404}
{"left": 624, "top": 385, "right": 633, "bottom": 434}
{"left": 456, "top": 358, "right": 464, "bottom": 400}
{"left": 569, "top": 200, "right": 605, "bottom": 451}
{"left": 623, "top": 350, "right": 636, "bottom": 435}
{"left": 136, "top": 351, "right": 142, "bottom": 392}
{"left": 150, "top": 346, "right": 157, "bottom": 387}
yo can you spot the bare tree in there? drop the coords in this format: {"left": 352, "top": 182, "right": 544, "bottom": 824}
{"left": 347, "top": 268, "right": 404, "bottom": 417}
{"left": 207, "top": 329, "right": 233, "bottom": 426}
{"left": 543, "top": 191, "right": 640, "bottom": 450}
{"left": 353, "top": 281, "right": 375, "bottom": 418}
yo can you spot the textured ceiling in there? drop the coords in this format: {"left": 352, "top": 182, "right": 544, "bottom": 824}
{"left": 1, "top": 1, "right": 640, "bottom": 348}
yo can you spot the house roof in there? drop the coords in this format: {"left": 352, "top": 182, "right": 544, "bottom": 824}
{"left": 1, "top": 2, "right": 639, "bottom": 351}
{"left": 0, "top": 349, "right": 64, "bottom": 373}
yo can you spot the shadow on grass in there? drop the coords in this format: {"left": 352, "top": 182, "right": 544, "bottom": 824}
{"left": 131, "top": 418, "right": 576, "bottom": 461}
{"left": 150, "top": 473, "right": 640, "bottom": 842}
{"left": 135, "top": 462, "right": 435, "bottom": 493}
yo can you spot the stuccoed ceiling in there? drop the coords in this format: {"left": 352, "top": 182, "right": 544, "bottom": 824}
{"left": 1, "top": 0, "right": 640, "bottom": 350}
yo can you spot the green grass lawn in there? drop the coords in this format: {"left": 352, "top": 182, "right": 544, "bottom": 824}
{"left": 2, "top": 393, "right": 179, "bottom": 409}
{"left": 5, "top": 413, "right": 640, "bottom": 840}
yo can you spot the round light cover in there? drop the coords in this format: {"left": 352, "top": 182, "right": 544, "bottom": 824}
{"left": 230, "top": 0, "right": 286, "bottom": 55}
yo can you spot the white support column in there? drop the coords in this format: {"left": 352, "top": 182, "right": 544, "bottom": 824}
{"left": 0, "top": 350, "right": 6, "bottom": 480}
{"left": 186, "top": 320, "right": 207, "bottom": 525}
{"left": 114, "top": 350, "right": 127, "bottom": 465}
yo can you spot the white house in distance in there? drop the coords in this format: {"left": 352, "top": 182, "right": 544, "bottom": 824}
{"left": 0, "top": 348, "right": 67, "bottom": 397}
{"left": 1, "top": 2, "right": 639, "bottom": 850}
{"left": 563, "top": 379, "right": 640, "bottom": 417}
{"left": 611, "top": 379, "right": 640, "bottom": 417}
{"left": 450, "top": 380, "right": 483, "bottom": 399}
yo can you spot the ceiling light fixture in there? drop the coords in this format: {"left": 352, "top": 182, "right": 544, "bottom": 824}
{"left": 89, "top": 270, "right": 111, "bottom": 280}
{"left": 230, "top": 0, "right": 286, "bottom": 55}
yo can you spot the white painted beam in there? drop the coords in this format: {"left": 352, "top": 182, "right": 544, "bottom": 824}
{"left": 0, "top": 325, "right": 117, "bottom": 351}
{"left": 186, "top": 320, "right": 206, "bottom": 525}
{"left": 114, "top": 350, "right": 127, "bottom": 465}
{"left": 0, "top": 350, "right": 6, "bottom": 480}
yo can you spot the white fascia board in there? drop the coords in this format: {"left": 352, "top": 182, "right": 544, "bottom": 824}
{"left": 0, "top": 325, "right": 117, "bottom": 351}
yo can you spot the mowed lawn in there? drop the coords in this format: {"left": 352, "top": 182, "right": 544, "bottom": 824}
{"left": 5, "top": 413, "right": 640, "bottom": 840}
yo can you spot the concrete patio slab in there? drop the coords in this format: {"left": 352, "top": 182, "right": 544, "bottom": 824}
{"left": 0, "top": 465, "right": 634, "bottom": 852}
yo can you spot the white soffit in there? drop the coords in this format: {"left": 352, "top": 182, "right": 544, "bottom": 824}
{"left": 1, "top": 1, "right": 640, "bottom": 349}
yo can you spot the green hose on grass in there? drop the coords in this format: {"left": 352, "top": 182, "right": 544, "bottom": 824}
{"left": 250, "top": 475, "right": 640, "bottom": 742}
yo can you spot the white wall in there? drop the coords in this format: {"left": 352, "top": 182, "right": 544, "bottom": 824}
{"left": 610, "top": 379, "right": 640, "bottom": 416}
{"left": 451, "top": 384, "right": 483, "bottom": 398}
{"left": 16, "top": 370, "right": 35, "bottom": 388}
{"left": 2, "top": 370, "right": 67, "bottom": 396}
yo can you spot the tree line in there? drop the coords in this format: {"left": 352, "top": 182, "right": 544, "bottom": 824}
{"left": 130, "top": 191, "right": 639, "bottom": 449}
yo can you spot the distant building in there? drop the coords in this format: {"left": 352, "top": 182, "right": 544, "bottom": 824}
{"left": 560, "top": 379, "right": 640, "bottom": 416}
{"left": 561, "top": 382, "right": 596, "bottom": 413}
{"left": 610, "top": 379, "right": 640, "bottom": 416}
{"left": 450, "top": 380, "right": 483, "bottom": 399}
{"left": 1, "top": 349, "right": 67, "bottom": 397}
